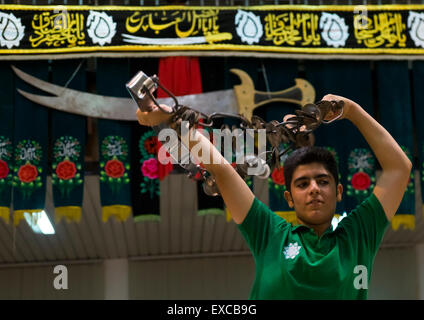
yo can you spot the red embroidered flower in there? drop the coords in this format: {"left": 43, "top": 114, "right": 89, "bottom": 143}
{"left": 351, "top": 172, "right": 371, "bottom": 190}
{"left": 271, "top": 167, "right": 285, "bottom": 185}
{"left": 156, "top": 140, "right": 173, "bottom": 180}
{"left": 141, "top": 158, "right": 159, "bottom": 179}
{"left": 56, "top": 160, "right": 77, "bottom": 180}
{"left": 105, "top": 159, "right": 125, "bottom": 178}
{"left": 0, "top": 160, "right": 9, "bottom": 179}
{"left": 18, "top": 163, "right": 38, "bottom": 183}
{"left": 158, "top": 161, "right": 173, "bottom": 181}
{"left": 193, "top": 171, "right": 203, "bottom": 181}
{"left": 144, "top": 137, "right": 159, "bottom": 155}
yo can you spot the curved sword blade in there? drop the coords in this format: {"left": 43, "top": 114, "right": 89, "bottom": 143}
{"left": 158, "top": 89, "right": 238, "bottom": 116}
{"left": 17, "top": 88, "right": 139, "bottom": 121}
{"left": 12, "top": 65, "right": 65, "bottom": 96}
{"left": 14, "top": 65, "right": 140, "bottom": 121}
{"left": 14, "top": 64, "right": 238, "bottom": 121}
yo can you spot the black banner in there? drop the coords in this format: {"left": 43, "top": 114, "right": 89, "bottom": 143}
{"left": 1, "top": 4, "right": 424, "bottom": 57}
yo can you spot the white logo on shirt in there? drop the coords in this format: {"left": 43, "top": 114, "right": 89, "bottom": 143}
{"left": 283, "top": 242, "right": 301, "bottom": 260}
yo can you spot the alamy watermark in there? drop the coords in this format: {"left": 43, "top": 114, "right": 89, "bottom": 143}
{"left": 353, "top": 265, "right": 368, "bottom": 290}
{"left": 53, "top": 6, "right": 69, "bottom": 30}
{"left": 353, "top": 5, "right": 369, "bottom": 30}
{"left": 53, "top": 264, "right": 68, "bottom": 290}
{"left": 157, "top": 121, "right": 269, "bottom": 176}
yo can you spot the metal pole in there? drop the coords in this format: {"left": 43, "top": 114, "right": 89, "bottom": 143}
{"left": 130, "top": 250, "right": 252, "bottom": 262}
{"left": 0, "top": 258, "right": 103, "bottom": 269}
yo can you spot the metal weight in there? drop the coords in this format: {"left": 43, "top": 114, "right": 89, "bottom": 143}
{"left": 126, "top": 71, "right": 345, "bottom": 198}
{"left": 203, "top": 176, "right": 220, "bottom": 197}
{"left": 126, "top": 70, "right": 179, "bottom": 113}
{"left": 126, "top": 70, "right": 157, "bottom": 112}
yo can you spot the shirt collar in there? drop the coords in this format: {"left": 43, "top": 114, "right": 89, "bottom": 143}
{"left": 291, "top": 223, "right": 309, "bottom": 232}
{"left": 291, "top": 223, "right": 334, "bottom": 235}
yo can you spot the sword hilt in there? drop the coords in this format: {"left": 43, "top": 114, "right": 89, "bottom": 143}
{"left": 126, "top": 70, "right": 178, "bottom": 114}
{"left": 231, "top": 69, "right": 316, "bottom": 121}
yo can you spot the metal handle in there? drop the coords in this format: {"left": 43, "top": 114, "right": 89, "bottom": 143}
{"left": 126, "top": 70, "right": 157, "bottom": 112}
{"left": 126, "top": 70, "right": 178, "bottom": 113}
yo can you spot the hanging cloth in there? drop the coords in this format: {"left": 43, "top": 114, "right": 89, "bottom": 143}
{"left": 97, "top": 58, "right": 132, "bottom": 222}
{"left": 304, "top": 60, "right": 376, "bottom": 220}
{"left": 12, "top": 61, "right": 49, "bottom": 226}
{"left": 130, "top": 124, "right": 163, "bottom": 222}
{"left": 412, "top": 61, "right": 424, "bottom": 217}
{"left": 376, "top": 61, "right": 415, "bottom": 231}
{"left": 222, "top": 58, "right": 260, "bottom": 221}
{"left": 157, "top": 56, "right": 202, "bottom": 97}
{"left": 0, "top": 63, "right": 14, "bottom": 223}
{"left": 129, "top": 57, "right": 172, "bottom": 222}
{"left": 257, "top": 59, "right": 300, "bottom": 225}
{"left": 50, "top": 60, "right": 86, "bottom": 223}
{"left": 156, "top": 56, "right": 223, "bottom": 216}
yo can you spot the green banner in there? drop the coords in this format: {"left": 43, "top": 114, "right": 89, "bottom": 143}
{"left": 255, "top": 59, "right": 299, "bottom": 225}
{"left": 50, "top": 60, "right": 86, "bottom": 224}
{"left": 305, "top": 60, "right": 376, "bottom": 222}
{"left": 130, "top": 125, "right": 161, "bottom": 222}
{"left": 1, "top": 4, "right": 424, "bottom": 57}
{"left": 376, "top": 61, "right": 415, "bottom": 231}
{"left": 12, "top": 61, "right": 49, "bottom": 226}
{"left": 97, "top": 58, "right": 132, "bottom": 223}
{"left": 412, "top": 62, "right": 424, "bottom": 213}
{"left": 0, "top": 62, "right": 14, "bottom": 223}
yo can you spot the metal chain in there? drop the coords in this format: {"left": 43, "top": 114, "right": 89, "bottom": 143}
{"left": 131, "top": 72, "right": 344, "bottom": 197}
{"left": 164, "top": 98, "right": 343, "bottom": 196}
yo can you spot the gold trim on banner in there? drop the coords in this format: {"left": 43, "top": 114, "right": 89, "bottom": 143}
{"left": 198, "top": 208, "right": 225, "bottom": 216}
{"left": 1, "top": 52, "right": 423, "bottom": 61}
{"left": 1, "top": 4, "right": 424, "bottom": 11}
{"left": 13, "top": 209, "right": 43, "bottom": 227}
{"left": 0, "top": 4, "right": 424, "bottom": 57}
{"left": 0, "top": 207, "right": 10, "bottom": 224}
{"left": 226, "top": 208, "right": 232, "bottom": 222}
{"left": 275, "top": 211, "right": 298, "bottom": 225}
{"left": 226, "top": 208, "right": 299, "bottom": 224}
{"left": 391, "top": 214, "right": 415, "bottom": 231}
{"left": 2, "top": 45, "right": 424, "bottom": 56}
{"left": 102, "top": 205, "right": 131, "bottom": 223}
{"left": 133, "top": 214, "right": 161, "bottom": 222}
{"left": 55, "top": 206, "right": 81, "bottom": 223}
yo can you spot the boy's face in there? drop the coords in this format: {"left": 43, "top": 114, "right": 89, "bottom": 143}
{"left": 284, "top": 162, "right": 343, "bottom": 227}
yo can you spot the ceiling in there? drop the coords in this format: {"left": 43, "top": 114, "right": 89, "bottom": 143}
{"left": 0, "top": 172, "right": 423, "bottom": 266}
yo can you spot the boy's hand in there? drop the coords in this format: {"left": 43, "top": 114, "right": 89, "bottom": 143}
{"left": 321, "top": 94, "right": 360, "bottom": 122}
{"left": 284, "top": 94, "right": 360, "bottom": 128}
{"left": 136, "top": 103, "right": 173, "bottom": 127}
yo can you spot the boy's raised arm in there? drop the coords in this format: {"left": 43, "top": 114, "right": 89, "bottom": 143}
{"left": 322, "top": 94, "right": 412, "bottom": 222}
{"left": 136, "top": 105, "right": 255, "bottom": 225}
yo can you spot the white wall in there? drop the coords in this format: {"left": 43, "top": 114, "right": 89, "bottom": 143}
{"left": 0, "top": 262, "right": 104, "bottom": 299}
{"left": 128, "top": 247, "right": 421, "bottom": 300}
{"left": 0, "top": 245, "right": 421, "bottom": 299}
{"left": 368, "top": 247, "right": 418, "bottom": 300}
{"left": 416, "top": 243, "right": 424, "bottom": 299}
{"left": 105, "top": 259, "right": 128, "bottom": 300}
{"left": 129, "top": 255, "right": 255, "bottom": 299}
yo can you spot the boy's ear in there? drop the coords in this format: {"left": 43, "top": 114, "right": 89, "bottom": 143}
{"left": 336, "top": 183, "right": 343, "bottom": 202}
{"left": 284, "top": 191, "right": 294, "bottom": 208}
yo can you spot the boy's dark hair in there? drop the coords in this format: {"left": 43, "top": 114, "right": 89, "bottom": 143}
{"left": 283, "top": 146, "right": 339, "bottom": 192}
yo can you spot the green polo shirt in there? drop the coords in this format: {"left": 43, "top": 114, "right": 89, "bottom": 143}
{"left": 238, "top": 193, "right": 389, "bottom": 300}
